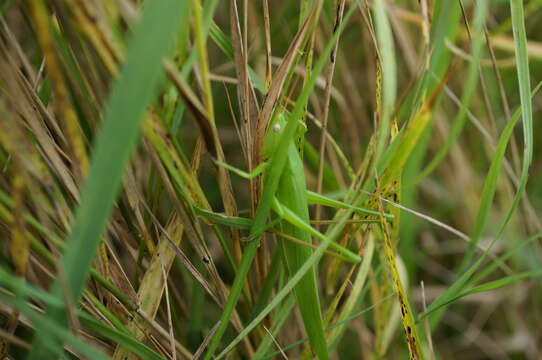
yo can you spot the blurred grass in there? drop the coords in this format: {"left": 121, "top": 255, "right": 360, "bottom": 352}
{"left": 1, "top": 0, "right": 542, "bottom": 359}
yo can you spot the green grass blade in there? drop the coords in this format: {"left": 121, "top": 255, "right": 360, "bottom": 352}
{"left": 252, "top": 295, "right": 296, "bottom": 358}
{"left": 254, "top": 279, "right": 393, "bottom": 360}
{"left": 28, "top": 1, "right": 189, "bottom": 357}
{"left": 328, "top": 235, "right": 375, "bottom": 349}
{"left": 373, "top": 0, "right": 397, "bottom": 162}
{"left": 81, "top": 314, "right": 164, "bottom": 360}
{"left": 179, "top": 0, "right": 219, "bottom": 79}
{"left": 417, "top": 0, "right": 489, "bottom": 181}
{"left": 194, "top": 206, "right": 253, "bottom": 228}
{"left": 3, "top": 0, "right": 542, "bottom": 358}
{"left": 0, "top": 268, "right": 164, "bottom": 360}
{"left": 422, "top": 80, "right": 542, "bottom": 322}
{"left": 398, "top": 0, "right": 460, "bottom": 119}
{"left": 462, "top": 77, "right": 541, "bottom": 268}
{"left": 496, "top": 0, "right": 534, "bottom": 237}
{"left": 422, "top": 269, "right": 542, "bottom": 319}
{"left": 0, "top": 292, "right": 109, "bottom": 360}
{"left": 469, "top": 232, "right": 542, "bottom": 287}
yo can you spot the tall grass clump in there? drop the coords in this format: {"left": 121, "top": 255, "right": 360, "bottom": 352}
{"left": 1, "top": 0, "right": 541, "bottom": 359}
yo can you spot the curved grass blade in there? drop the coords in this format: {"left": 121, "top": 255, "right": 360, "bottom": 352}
{"left": 422, "top": 80, "right": 542, "bottom": 322}
{"left": 461, "top": 78, "right": 540, "bottom": 269}
{"left": 469, "top": 232, "right": 542, "bottom": 287}
{"left": 307, "top": 190, "right": 393, "bottom": 219}
{"left": 421, "top": 269, "right": 542, "bottom": 319}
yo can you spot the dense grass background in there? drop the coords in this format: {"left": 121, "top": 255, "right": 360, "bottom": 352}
{"left": 0, "top": 0, "right": 541, "bottom": 359}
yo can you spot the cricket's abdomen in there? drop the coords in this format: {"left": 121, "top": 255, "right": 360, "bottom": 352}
{"left": 275, "top": 143, "right": 329, "bottom": 360}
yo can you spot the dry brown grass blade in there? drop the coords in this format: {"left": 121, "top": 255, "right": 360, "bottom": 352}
{"left": 164, "top": 60, "right": 218, "bottom": 158}
{"left": 230, "top": 0, "right": 260, "bottom": 152}
{"left": 124, "top": 167, "right": 156, "bottom": 254}
{"left": 143, "top": 114, "right": 255, "bottom": 310}
{"left": 230, "top": 0, "right": 268, "bottom": 304}
{"left": 0, "top": 18, "right": 67, "bottom": 142}
{"left": 144, "top": 145, "right": 255, "bottom": 356}
{"left": 0, "top": 328, "right": 30, "bottom": 351}
{"left": 163, "top": 63, "right": 239, "bottom": 224}
{"left": 315, "top": 0, "right": 346, "bottom": 226}
{"left": 26, "top": 0, "right": 89, "bottom": 177}
{"left": 144, "top": 116, "right": 211, "bottom": 211}
{"left": 112, "top": 215, "right": 183, "bottom": 360}
{"left": 0, "top": 14, "right": 36, "bottom": 84}
{"left": 193, "top": 321, "right": 220, "bottom": 360}
{"left": 191, "top": 136, "right": 206, "bottom": 174}
{"left": 254, "top": 10, "right": 315, "bottom": 159}
{"left": 164, "top": 61, "right": 246, "bottom": 299}
{"left": 0, "top": 101, "right": 28, "bottom": 355}
{"left": 162, "top": 265, "right": 176, "bottom": 360}
{"left": 63, "top": 0, "right": 123, "bottom": 75}
{"left": 190, "top": 1, "right": 243, "bottom": 280}
{"left": 2, "top": 1, "right": 539, "bottom": 358}
{"left": 99, "top": 240, "right": 139, "bottom": 313}
{"left": 262, "top": 0, "right": 272, "bottom": 92}
{"left": 142, "top": 150, "right": 220, "bottom": 305}
{"left": 0, "top": 111, "right": 29, "bottom": 279}
{"left": 0, "top": 38, "right": 79, "bottom": 199}
{"left": 134, "top": 308, "right": 193, "bottom": 359}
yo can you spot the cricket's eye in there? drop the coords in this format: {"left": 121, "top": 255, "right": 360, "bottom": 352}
{"left": 273, "top": 123, "right": 282, "bottom": 132}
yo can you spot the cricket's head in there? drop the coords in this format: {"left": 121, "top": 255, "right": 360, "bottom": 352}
{"left": 262, "top": 111, "right": 287, "bottom": 159}
{"left": 262, "top": 111, "right": 307, "bottom": 159}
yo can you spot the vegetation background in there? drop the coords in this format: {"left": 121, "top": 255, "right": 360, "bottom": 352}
{"left": 0, "top": 0, "right": 541, "bottom": 359}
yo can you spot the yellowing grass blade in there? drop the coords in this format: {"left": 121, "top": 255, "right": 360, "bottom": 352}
{"left": 376, "top": 195, "right": 423, "bottom": 360}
